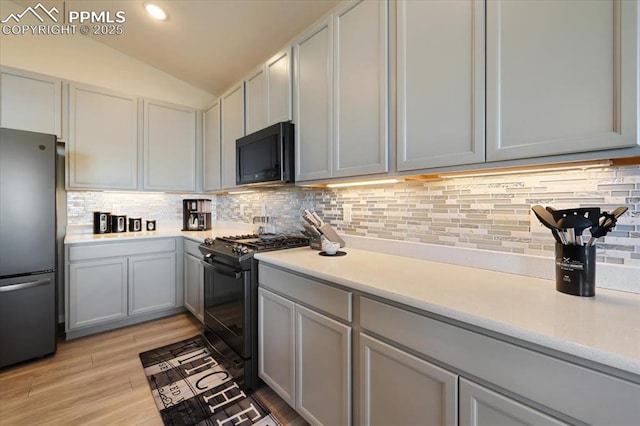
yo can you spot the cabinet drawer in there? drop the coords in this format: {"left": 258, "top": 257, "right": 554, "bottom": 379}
{"left": 259, "top": 264, "right": 352, "bottom": 322}
{"left": 183, "top": 238, "right": 202, "bottom": 257}
{"left": 67, "top": 238, "right": 176, "bottom": 261}
{"left": 360, "top": 296, "right": 640, "bottom": 425}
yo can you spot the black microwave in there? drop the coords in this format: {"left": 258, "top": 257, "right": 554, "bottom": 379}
{"left": 236, "top": 121, "right": 294, "bottom": 186}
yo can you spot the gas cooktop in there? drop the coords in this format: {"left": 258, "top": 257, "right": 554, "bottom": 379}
{"left": 199, "top": 234, "right": 309, "bottom": 266}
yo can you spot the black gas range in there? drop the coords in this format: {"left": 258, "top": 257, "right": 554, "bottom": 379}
{"left": 200, "top": 234, "right": 309, "bottom": 270}
{"left": 197, "top": 234, "right": 308, "bottom": 391}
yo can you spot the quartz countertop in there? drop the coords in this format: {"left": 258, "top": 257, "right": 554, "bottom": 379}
{"left": 64, "top": 223, "right": 255, "bottom": 245}
{"left": 254, "top": 247, "right": 640, "bottom": 377}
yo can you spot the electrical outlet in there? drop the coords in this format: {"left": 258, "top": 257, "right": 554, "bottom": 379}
{"left": 343, "top": 204, "right": 352, "bottom": 222}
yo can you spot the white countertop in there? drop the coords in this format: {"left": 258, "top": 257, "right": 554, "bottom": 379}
{"left": 255, "top": 247, "right": 640, "bottom": 377}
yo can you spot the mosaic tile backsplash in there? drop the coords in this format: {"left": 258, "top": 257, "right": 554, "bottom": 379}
{"left": 68, "top": 165, "right": 639, "bottom": 266}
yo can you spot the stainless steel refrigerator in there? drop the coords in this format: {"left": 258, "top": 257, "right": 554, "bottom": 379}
{"left": 0, "top": 127, "right": 57, "bottom": 368}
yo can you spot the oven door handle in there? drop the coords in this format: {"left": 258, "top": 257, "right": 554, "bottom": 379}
{"left": 201, "top": 260, "right": 242, "bottom": 279}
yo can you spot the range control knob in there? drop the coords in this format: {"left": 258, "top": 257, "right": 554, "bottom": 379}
{"left": 203, "top": 238, "right": 215, "bottom": 246}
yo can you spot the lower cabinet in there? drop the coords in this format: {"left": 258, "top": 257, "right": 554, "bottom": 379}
{"left": 359, "top": 333, "right": 458, "bottom": 426}
{"left": 65, "top": 238, "right": 183, "bottom": 339}
{"left": 258, "top": 285, "right": 352, "bottom": 426}
{"left": 459, "top": 378, "right": 566, "bottom": 426}
{"left": 183, "top": 239, "right": 204, "bottom": 322}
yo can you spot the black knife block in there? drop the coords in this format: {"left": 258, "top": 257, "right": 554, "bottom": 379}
{"left": 555, "top": 243, "right": 596, "bottom": 297}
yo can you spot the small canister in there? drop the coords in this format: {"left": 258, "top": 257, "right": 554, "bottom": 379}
{"left": 129, "top": 218, "right": 142, "bottom": 232}
{"left": 146, "top": 220, "right": 157, "bottom": 231}
{"left": 555, "top": 243, "right": 596, "bottom": 297}
{"left": 110, "top": 215, "right": 127, "bottom": 233}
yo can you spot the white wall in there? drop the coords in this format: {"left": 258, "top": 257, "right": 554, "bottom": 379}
{"left": 0, "top": 1, "right": 215, "bottom": 109}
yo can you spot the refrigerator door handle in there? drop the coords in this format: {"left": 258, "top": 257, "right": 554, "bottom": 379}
{"left": 0, "top": 278, "right": 51, "bottom": 293}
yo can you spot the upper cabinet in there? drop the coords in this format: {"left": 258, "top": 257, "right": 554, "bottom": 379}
{"left": 295, "top": 0, "right": 388, "bottom": 182}
{"left": 0, "top": 66, "right": 62, "bottom": 139}
{"left": 245, "top": 48, "right": 292, "bottom": 135}
{"left": 397, "top": 0, "right": 485, "bottom": 171}
{"left": 220, "top": 83, "right": 245, "bottom": 189}
{"left": 67, "top": 82, "right": 138, "bottom": 190}
{"left": 143, "top": 99, "right": 197, "bottom": 192}
{"left": 203, "top": 101, "right": 222, "bottom": 192}
{"left": 486, "top": 0, "right": 638, "bottom": 161}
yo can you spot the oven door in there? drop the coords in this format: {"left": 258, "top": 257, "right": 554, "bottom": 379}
{"left": 202, "top": 259, "right": 251, "bottom": 359}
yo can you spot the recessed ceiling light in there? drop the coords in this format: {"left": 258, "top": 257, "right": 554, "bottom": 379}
{"left": 144, "top": 3, "right": 167, "bottom": 20}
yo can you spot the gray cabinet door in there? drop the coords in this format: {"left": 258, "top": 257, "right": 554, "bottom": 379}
{"left": 245, "top": 67, "right": 267, "bottom": 135}
{"left": 333, "top": 0, "right": 388, "bottom": 178}
{"left": 143, "top": 99, "right": 197, "bottom": 191}
{"left": 486, "top": 0, "right": 638, "bottom": 161}
{"left": 258, "top": 287, "right": 296, "bottom": 406}
{"left": 0, "top": 66, "right": 62, "bottom": 138}
{"left": 359, "top": 333, "right": 458, "bottom": 426}
{"left": 266, "top": 48, "right": 292, "bottom": 125}
{"left": 459, "top": 378, "right": 567, "bottom": 426}
{"left": 203, "top": 101, "right": 221, "bottom": 192}
{"left": 296, "top": 304, "right": 351, "bottom": 426}
{"left": 220, "top": 83, "right": 245, "bottom": 189}
{"left": 294, "top": 17, "right": 333, "bottom": 181}
{"left": 183, "top": 252, "right": 203, "bottom": 322}
{"left": 67, "top": 82, "right": 138, "bottom": 190}
{"left": 128, "top": 253, "right": 176, "bottom": 315}
{"left": 397, "top": 0, "right": 485, "bottom": 170}
{"left": 68, "top": 258, "right": 128, "bottom": 330}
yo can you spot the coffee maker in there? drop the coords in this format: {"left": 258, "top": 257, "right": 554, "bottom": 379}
{"left": 182, "top": 199, "right": 212, "bottom": 231}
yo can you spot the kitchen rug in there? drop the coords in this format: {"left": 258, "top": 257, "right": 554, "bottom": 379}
{"left": 139, "top": 335, "right": 280, "bottom": 426}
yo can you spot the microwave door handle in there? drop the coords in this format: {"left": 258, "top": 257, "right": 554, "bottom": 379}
{"left": 201, "top": 260, "right": 242, "bottom": 279}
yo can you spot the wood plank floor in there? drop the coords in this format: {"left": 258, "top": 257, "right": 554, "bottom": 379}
{"left": 0, "top": 313, "right": 307, "bottom": 425}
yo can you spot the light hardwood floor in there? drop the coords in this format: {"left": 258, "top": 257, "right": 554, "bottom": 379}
{"left": 0, "top": 313, "right": 306, "bottom": 425}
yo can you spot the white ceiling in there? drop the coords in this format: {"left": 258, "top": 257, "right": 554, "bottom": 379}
{"left": 11, "top": 0, "right": 340, "bottom": 96}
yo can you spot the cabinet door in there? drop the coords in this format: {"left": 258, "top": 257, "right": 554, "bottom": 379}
{"left": 68, "top": 258, "right": 128, "bottom": 330}
{"left": 183, "top": 252, "right": 203, "bottom": 322}
{"left": 67, "top": 83, "right": 138, "bottom": 190}
{"left": 359, "top": 333, "right": 458, "bottom": 426}
{"left": 334, "top": 0, "right": 389, "bottom": 177}
{"left": 0, "top": 67, "right": 62, "bottom": 138}
{"left": 258, "top": 287, "right": 296, "bottom": 406}
{"left": 143, "top": 99, "right": 197, "bottom": 191}
{"left": 294, "top": 18, "right": 333, "bottom": 181}
{"left": 203, "top": 101, "right": 221, "bottom": 192}
{"left": 486, "top": 0, "right": 638, "bottom": 161}
{"left": 128, "top": 253, "right": 176, "bottom": 315}
{"left": 397, "top": 0, "right": 485, "bottom": 171}
{"left": 266, "top": 48, "right": 292, "bottom": 125}
{"left": 220, "top": 84, "right": 245, "bottom": 189}
{"left": 296, "top": 304, "right": 351, "bottom": 426}
{"left": 460, "top": 378, "right": 567, "bottom": 426}
{"left": 245, "top": 67, "right": 267, "bottom": 135}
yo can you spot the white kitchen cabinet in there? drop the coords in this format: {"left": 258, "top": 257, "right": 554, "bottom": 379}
{"left": 0, "top": 66, "right": 62, "bottom": 139}
{"left": 397, "top": 0, "right": 485, "bottom": 170}
{"left": 220, "top": 83, "right": 245, "bottom": 189}
{"left": 486, "top": 0, "right": 638, "bottom": 161}
{"left": 68, "top": 258, "right": 128, "bottom": 330}
{"left": 294, "top": 0, "right": 388, "bottom": 182}
{"left": 265, "top": 48, "right": 292, "bottom": 125}
{"left": 65, "top": 238, "right": 183, "bottom": 339}
{"left": 258, "top": 265, "right": 353, "bottom": 425}
{"left": 460, "top": 378, "right": 566, "bottom": 426}
{"left": 359, "top": 333, "right": 458, "bottom": 426}
{"left": 258, "top": 287, "right": 296, "bottom": 406}
{"left": 203, "top": 100, "right": 221, "bottom": 192}
{"left": 183, "top": 239, "right": 204, "bottom": 322}
{"left": 245, "top": 67, "right": 267, "bottom": 135}
{"left": 66, "top": 82, "right": 138, "bottom": 190}
{"left": 294, "top": 17, "right": 333, "bottom": 181}
{"left": 296, "top": 304, "right": 351, "bottom": 426}
{"left": 143, "top": 99, "right": 197, "bottom": 191}
{"left": 128, "top": 253, "right": 176, "bottom": 315}
{"left": 245, "top": 48, "right": 292, "bottom": 135}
